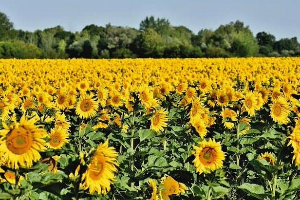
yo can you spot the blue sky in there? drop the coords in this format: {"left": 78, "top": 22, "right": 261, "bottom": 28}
{"left": 1, "top": 0, "right": 299, "bottom": 39}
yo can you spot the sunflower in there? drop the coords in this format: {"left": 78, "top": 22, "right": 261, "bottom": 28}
{"left": 216, "top": 90, "right": 229, "bottom": 107}
{"left": 270, "top": 96, "right": 290, "bottom": 125}
{"left": 109, "top": 91, "right": 123, "bottom": 108}
{"left": 221, "top": 108, "right": 237, "bottom": 121}
{"left": 4, "top": 170, "right": 24, "bottom": 185}
{"left": 191, "top": 118, "right": 207, "bottom": 138}
{"left": 97, "top": 88, "right": 108, "bottom": 107}
{"left": 288, "top": 128, "right": 300, "bottom": 165}
{"left": 148, "top": 179, "right": 158, "bottom": 200}
{"left": 76, "top": 95, "right": 98, "bottom": 119}
{"left": 258, "top": 152, "right": 275, "bottom": 166}
{"left": 41, "top": 155, "right": 60, "bottom": 173}
{"left": 0, "top": 115, "right": 47, "bottom": 169}
{"left": 271, "top": 87, "right": 281, "bottom": 101}
{"left": 176, "top": 82, "right": 188, "bottom": 94}
{"left": 190, "top": 99, "right": 204, "bottom": 120}
{"left": 159, "top": 175, "right": 187, "bottom": 200}
{"left": 185, "top": 87, "right": 197, "bottom": 102}
{"left": 193, "top": 138, "right": 225, "bottom": 174}
{"left": 243, "top": 92, "right": 258, "bottom": 116}
{"left": 258, "top": 87, "right": 269, "bottom": 103}
{"left": 48, "top": 128, "right": 69, "bottom": 149}
{"left": 150, "top": 109, "right": 168, "bottom": 132}
{"left": 55, "top": 113, "right": 71, "bottom": 131}
{"left": 56, "top": 92, "right": 69, "bottom": 110}
{"left": 81, "top": 140, "right": 119, "bottom": 195}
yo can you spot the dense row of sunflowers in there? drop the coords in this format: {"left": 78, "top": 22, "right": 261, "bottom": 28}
{"left": 0, "top": 58, "right": 300, "bottom": 199}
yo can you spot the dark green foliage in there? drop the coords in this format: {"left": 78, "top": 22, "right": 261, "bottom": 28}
{"left": 0, "top": 11, "right": 299, "bottom": 58}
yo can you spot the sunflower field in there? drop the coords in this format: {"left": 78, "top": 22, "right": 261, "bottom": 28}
{"left": 0, "top": 58, "right": 300, "bottom": 199}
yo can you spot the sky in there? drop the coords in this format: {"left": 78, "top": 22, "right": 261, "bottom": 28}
{"left": 0, "top": 0, "right": 299, "bottom": 40}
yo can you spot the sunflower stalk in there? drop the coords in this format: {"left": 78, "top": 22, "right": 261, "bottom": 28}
{"left": 271, "top": 173, "right": 277, "bottom": 199}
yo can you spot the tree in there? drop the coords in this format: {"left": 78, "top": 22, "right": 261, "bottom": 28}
{"left": 0, "top": 12, "right": 14, "bottom": 40}
{"left": 136, "top": 28, "right": 164, "bottom": 57}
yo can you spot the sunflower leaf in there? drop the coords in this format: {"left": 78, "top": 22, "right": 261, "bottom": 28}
{"left": 138, "top": 129, "right": 155, "bottom": 141}
{"left": 238, "top": 183, "right": 265, "bottom": 199}
{"left": 0, "top": 193, "right": 12, "bottom": 200}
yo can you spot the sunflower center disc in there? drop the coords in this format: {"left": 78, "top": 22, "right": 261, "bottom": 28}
{"left": 245, "top": 99, "right": 252, "bottom": 108}
{"left": 80, "top": 100, "right": 92, "bottom": 112}
{"left": 273, "top": 104, "right": 282, "bottom": 116}
{"left": 152, "top": 114, "right": 160, "bottom": 126}
{"left": 6, "top": 127, "right": 33, "bottom": 155}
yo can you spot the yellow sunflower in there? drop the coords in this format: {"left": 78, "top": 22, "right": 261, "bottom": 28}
{"left": 258, "top": 152, "right": 276, "bottom": 166}
{"left": 4, "top": 170, "right": 24, "bottom": 185}
{"left": 270, "top": 96, "right": 290, "bottom": 125}
{"left": 56, "top": 92, "right": 69, "bottom": 110}
{"left": 191, "top": 117, "right": 207, "bottom": 138}
{"left": 193, "top": 138, "right": 225, "bottom": 174}
{"left": 81, "top": 140, "right": 119, "bottom": 195}
{"left": 48, "top": 128, "right": 69, "bottom": 149}
{"left": 76, "top": 95, "right": 98, "bottom": 119}
{"left": 243, "top": 92, "right": 258, "bottom": 116}
{"left": 55, "top": 113, "right": 71, "bottom": 131}
{"left": 216, "top": 90, "right": 229, "bottom": 107}
{"left": 150, "top": 109, "right": 168, "bottom": 132}
{"left": 109, "top": 91, "right": 123, "bottom": 108}
{"left": 159, "top": 175, "right": 187, "bottom": 200}
{"left": 288, "top": 128, "right": 300, "bottom": 166}
{"left": 0, "top": 115, "right": 47, "bottom": 169}
{"left": 41, "top": 155, "right": 60, "bottom": 174}
{"left": 148, "top": 179, "right": 158, "bottom": 200}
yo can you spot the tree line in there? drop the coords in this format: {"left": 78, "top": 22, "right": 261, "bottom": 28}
{"left": 0, "top": 12, "right": 299, "bottom": 58}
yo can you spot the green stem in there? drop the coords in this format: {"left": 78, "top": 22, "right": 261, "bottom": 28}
{"left": 206, "top": 186, "right": 212, "bottom": 200}
{"left": 272, "top": 173, "right": 277, "bottom": 199}
{"left": 236, "top": 124, "right": 240, "bottom": 168}
{"left": 163, "top": 140, "right": 167, "bottom": 151}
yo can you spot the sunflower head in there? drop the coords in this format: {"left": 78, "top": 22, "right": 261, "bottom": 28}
{"left": 150, "top": 109, "right": 168, "bottom": 132}
{"left": 193, "top": 138, "right": 225, "bottom": 174}
{"left": 0, "top": 115, "right": 47, "bottom": 169}
{"left": 258, "top": 152, "right": 276, "bottom": 166}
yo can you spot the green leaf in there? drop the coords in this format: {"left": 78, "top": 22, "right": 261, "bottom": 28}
{"left": 0, "top": 193, "right": 12, "bottom": 200}
{"left": 212, "top": 185, "right": 230, "bottom": 198}
{"left": 154, "top": 157, "right": 168, "bottom": 167}
{"left": 138, "top": 129, "right": 156, "bottom": 141}
{"left": 88, "top": 131, "right": 104, "bottom": 140}
{"left": 169, "top": 161, "right": 182, "bottom": 168}
{"left": 229, "top": 163, "right": 241, "bottom": 170}
{"left": 238, "top": 183, "right": 265, "bottom": 199}
{"left": 288, "top": 178, "right": 300, "bottom": 191}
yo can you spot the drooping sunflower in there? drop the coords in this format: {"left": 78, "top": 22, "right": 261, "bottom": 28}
{"left": 55, "top": 113, "right": 71, "bottom": 131}
{"left": 258, "top": 152, "right": 276, "bottom": 166}
{"left": 193, "top": 138, "right": 225, "bottom": 174}
{"left": 150, "top": 109, "right": 168, "bottom": 132}
{"left": 41, "top": 155, "right": 60, "bottom": 174}
{"left": 48, "top": 128, "right": 69, "bottom": 149}
{"left": 191, "top": 117, "right": 207, "bottom": 138}
{"left": 0, "top": 115, "right": 47, "bottom": 169}
{"left": 159, "top": 175, "right": 187, "bottom": 200}
{"left": 221, "top": 108, "right": 237, "bottom": 121}
{"left": 4, "top": 170, "right": 24, "bottom": 185}
{"left": 148, "top": 179, "right": 158, "bottom": 200}
{"left": 97, "top": 88, "right": 108, "bottom": 107}
{"left": 270, "top": 96, "right": 290, "bottom": 125}
{"left": 81, "top": 140, "right": 119, "bottom": 195}
{"left": 76, "top": 95, "right": 98, "bottom": 119}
